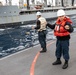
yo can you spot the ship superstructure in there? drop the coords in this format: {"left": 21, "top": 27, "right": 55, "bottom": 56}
{"left": 0, "top": 0, "right": 76, "bottom": 28}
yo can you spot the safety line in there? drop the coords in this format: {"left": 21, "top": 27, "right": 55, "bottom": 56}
{"left": 30, "top": 41, "right": 55, "bottom": 75}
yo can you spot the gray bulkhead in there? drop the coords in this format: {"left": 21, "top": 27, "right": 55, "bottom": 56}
{"left": 0, "top": 6, "right": 20, "bottom": 24}
{"left": 0, "top": 6, "right": 76, "bottom": 26}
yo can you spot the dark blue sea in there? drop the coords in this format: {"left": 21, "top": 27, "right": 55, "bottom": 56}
{"left": 0, "top": 15, "right": 76, "bottom": 58}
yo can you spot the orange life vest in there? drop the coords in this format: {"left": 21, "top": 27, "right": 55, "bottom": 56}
{"left": 54, "top": 16, "right": 72, "bottom": 37}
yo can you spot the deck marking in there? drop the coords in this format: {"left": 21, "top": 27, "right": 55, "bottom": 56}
{"left": 30, "top": 52, "right": 40, "bottom": 75}
{"left": 30, "top": 41, "right": 55, "bottom": 75}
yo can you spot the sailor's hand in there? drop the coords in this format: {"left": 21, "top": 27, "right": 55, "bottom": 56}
{"left": 65, "top": 25, "right": 70, "bottom": 30}
{"left": 32, "top": 26, "right": 35, "bottom": 30}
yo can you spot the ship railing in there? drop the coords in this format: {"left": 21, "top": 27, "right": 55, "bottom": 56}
{"left": 19, "top": 6, "right": 76, "bottom": 15}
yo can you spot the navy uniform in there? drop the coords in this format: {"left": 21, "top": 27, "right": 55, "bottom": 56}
{"left": 35, "top": 12, "right": 47, "bottom": 53}
{"left": 47, "top": 9, "right": 73, "bottom": 69}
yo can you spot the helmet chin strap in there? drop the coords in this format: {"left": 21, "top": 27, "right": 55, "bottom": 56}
{"left": 59, "top": 16, "right": 65, "bottom": 21}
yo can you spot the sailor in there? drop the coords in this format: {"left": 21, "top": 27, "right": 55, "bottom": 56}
{"left": 47, "top": 9, "right": 73, "bottom": 69}
{"left": 32, "top": 12, "right": 47, "bottom": 53}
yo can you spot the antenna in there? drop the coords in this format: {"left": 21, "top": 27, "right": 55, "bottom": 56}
{"left": 8, "top": 0, "right": 12, "bottom": 5}
{"left": 19, "top": 0, "right": 24, "bottom": 8}
{"left": 72, "top": 0, "right": 74, "bottom": 6}
{"left": 5, "top": 0, "right": 12, "bottom": 5}
{"left": 6, "top": 0, "right": 8, "bottom": 5}
{"left": 27, "top": 0, "right": 30, "bottom": 9}
{"left": 44, "top": 0, "right": 47, "bottom": 7}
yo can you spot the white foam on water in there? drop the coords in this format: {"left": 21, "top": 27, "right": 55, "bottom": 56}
{"left": 20, "top": 24, "right": 36, "bottom": 28}
{"left": 0, "top": 29, "right": 5, "bottom": 31}
{"left": 16, "top": 45, "right": 25, "bottom": 50}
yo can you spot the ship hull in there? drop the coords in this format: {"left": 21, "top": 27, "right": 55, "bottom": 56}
{"left": 0, "top": 6, "right": 76, "bottom": 28}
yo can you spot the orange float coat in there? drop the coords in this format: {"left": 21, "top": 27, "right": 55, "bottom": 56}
{"left": 54, "top": 17, "right": 72, "bottom": 37}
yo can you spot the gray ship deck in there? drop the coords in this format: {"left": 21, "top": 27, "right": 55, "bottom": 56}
{"left": 0, "top": 32, "right": 76, "bottom": 75}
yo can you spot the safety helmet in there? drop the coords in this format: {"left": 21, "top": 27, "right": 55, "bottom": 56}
{"left": 57, "top": 9, "right": 65, "bottom": 16}
{"left": 36, "top": 12, "right": 42, "bottom": 16}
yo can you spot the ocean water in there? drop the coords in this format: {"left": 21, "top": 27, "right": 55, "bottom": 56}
{"left": 0, "top": 15, "right": 76, "bottom": 58}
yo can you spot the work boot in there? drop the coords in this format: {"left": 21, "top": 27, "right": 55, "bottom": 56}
{"left": 62, "top": 60, "right": 68, "bottom": 69}
{"left": 40, "top": 48, "right": 47, "bottom": 53}
{"left": 52, "top": 58, "right": 62, "bottom": 65}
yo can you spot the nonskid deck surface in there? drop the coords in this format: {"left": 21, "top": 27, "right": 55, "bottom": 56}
{"left": 35, "top": 32, "right": 76, "bottom": 75}
{"left": 0, "top": 32, "right": 76, "bottom": 75}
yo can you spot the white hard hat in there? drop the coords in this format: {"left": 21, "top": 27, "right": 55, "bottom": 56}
{"left": 36, "top": 12, "right": 42, "bottom": 16}
{"left": 57, "top": 9, "right": 65, "bottom": 16}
